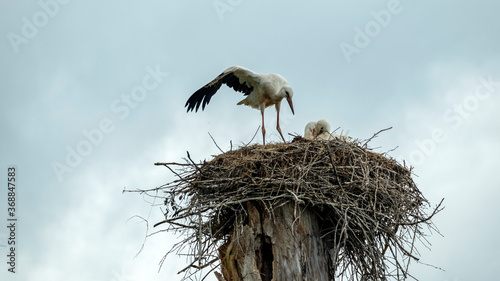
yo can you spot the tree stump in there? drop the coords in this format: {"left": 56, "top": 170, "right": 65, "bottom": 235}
{"left": 218, "top": 201, "right": 332, "bottom": 281}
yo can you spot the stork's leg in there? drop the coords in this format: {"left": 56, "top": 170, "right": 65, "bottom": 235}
{"left": 276, "top": 109, "right": 286, "bottom": 143}
{"left": 261, "top": 109, "right": 266, "bottom": 145}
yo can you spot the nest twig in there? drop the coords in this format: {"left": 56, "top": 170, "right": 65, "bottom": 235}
{"left": 137, "top": 134, "right": 442, "bottom": 281}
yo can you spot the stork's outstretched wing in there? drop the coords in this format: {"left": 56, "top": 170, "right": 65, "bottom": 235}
{"left": 185, "top": 66, "right": 256, "bottom": 112}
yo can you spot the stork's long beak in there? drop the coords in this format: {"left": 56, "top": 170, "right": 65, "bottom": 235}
{"left": 286, "top": 97, "right": 295, "bottom": 115}
{"left": 313, "top": 128, "right": 323, "bottom": 140}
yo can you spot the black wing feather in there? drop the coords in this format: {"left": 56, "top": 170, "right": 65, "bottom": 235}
{"left": 222, "top": 72, "right": 253, "bottom": 96}
{"left": 185, "top": 70, "right": 254, "bottom": 112}
{"left": 185, "top": 72, "right": 224, "bottom": 112}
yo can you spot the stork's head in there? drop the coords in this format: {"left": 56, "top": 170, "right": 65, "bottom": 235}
{"left": 304, "top": 122, "right": 317, "bottom": 140}
{"left": 316, "top": 119, "right": 331, "bottom": 136}
{"left": 280, "top": 85, "right": 294, "bottom": 115}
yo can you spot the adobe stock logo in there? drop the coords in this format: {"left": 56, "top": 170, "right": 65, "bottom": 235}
{"left": 402, "top": 75, "right": 499, "bottom": 167}
{"left": 213, "top": 0, "right": 243, "bottom": 21}
{"left": 339, "top": 0, "right": 408, "bottom": 63}
{"left": 7, "top": 0, "right": 71, "bottom": 54}
{"left": 51, "top": 65, "right": 169, "bottom": 182}
{"left": 109, "top": 259, "right": 137, "bottom": 281}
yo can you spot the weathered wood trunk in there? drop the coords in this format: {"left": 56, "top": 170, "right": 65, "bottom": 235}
{"left": 218, "top": 201, "right": 333, "bottom": 281}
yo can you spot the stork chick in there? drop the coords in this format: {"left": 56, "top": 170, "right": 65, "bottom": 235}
{"left": 315, "top": 119, "right": 332, "bottom": 140}
{"left": 304, "top": 122, "right": 317, "bottom": 140}
{"left": 304, "top": 119, "right": 354, "bottom": 143}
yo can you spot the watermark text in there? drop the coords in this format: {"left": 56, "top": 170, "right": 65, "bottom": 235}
{"left": 402, "top": 75, "right": 499, "bottom": 166}
{"left": 51, "top": 65, "right": 169, "bottom": 182}
{"left": 6, "top": 166, "right": 18, "bottom": 273}
{"left": 7, "top": 0, "right": 71, "bottom": 54}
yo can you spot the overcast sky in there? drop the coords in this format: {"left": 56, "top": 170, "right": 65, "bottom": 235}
{"left": 1, "top": 0, "right": 499, "bottom": 280}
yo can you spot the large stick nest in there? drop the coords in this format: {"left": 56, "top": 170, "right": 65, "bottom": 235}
{"left": 149, "top": 134, "right": 442, "bottom": 281}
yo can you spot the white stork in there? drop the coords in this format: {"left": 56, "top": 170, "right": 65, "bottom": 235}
{"left": 304, "top": 122, "right": 317, "bottom": 140}
{"left": 315, "top": 119, "right": 332, "bottom": 140}
{"left": 185, "top": 66, "right": 295, "bottom": 145}
{"left": 304, "top": 119, "right": 354, "bottom": 143}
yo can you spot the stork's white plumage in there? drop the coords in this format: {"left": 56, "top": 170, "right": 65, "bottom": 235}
{"left": 304, "top": 122, "right": 317, "bottom": 140}
{"left": 304, "top": 119, "right": 354, "bottom": 143}
{"left": 185, "top": 66, "right": 295, "bottom": 144}
{"left": 335, "top": 132, "right": 354, "bottom": 143}
{"left": 315, "top": 119, "right": 332, "bottom": 140}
